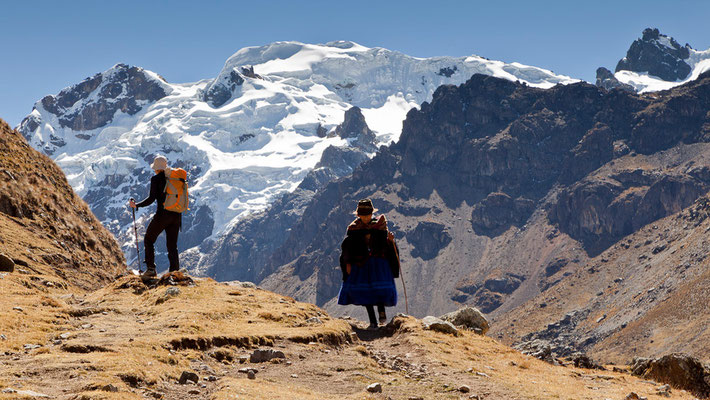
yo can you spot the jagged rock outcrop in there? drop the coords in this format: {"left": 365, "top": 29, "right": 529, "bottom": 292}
{"left": 616, "top": 28, "right": 692, "bottom": 81}
{"left": 595, "top": 67, "right": 635, "bottom": 92}
{"left": 407, "top": 221, "right": 451, "bottom": 260}
{"left": 334, "top": 107, "right": 377, "bottom": 152}
{"left": 631, "top": 354, "right": 710, "bottom": 398}
{"left": 19, "top": 64, "right": 168, "bottom": 140}
{"left": 551, "top": 170, "right": 708, "bottom": 255}
{"left": 203, "top": 65, "right": 260, "bottom": 107}
{"left": 471, "top": 192, "right": 534, "bottom": 235}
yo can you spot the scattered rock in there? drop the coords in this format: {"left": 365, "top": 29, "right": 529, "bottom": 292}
{"left": 459, "top": 385, "right": 471, "bottom": 393}
{"left": 59, "top": 333, "right": 71, "bottom": 340}
{"left": 656, "top": 384, "right": 671, "bottom": 397}
{"left": 250, "top": 348, "right": 286, "bottom": 363}
{"left": 366, "top": 383, "right": 382, "bottom": 393}
{"left": 188, "top": 389, "right": 200, "bottom": 395}
{"left": 0, "top": 253, "right": 14, "bottom": 272}
{"left": 101, "top": 384, "right": 119, "bottom": 392}
{"left": 305, "top": 317, "right": 323, "bottom": 324}
{"left": 421, "top": 316, "right": 459, "bottom": 335}
{"left": 13, "top": 307, "right": 23, "bottom": 312}
{"left": 291, "top": 374, "right": 298, "bottom": 378}
{"left": 572, "top": 353, "right": 606, "bottom": 370}
{"left": 439, "top": 307, "right": 490, "bottom": 334}
{"left": 247, "top": 370, "right": 256, "bottom": 380}
{"left": 238, "top": 367, "right": 258, "bottom": 374}
{"left": 624, "top": 393, "right": 645, "bottom": 400}
{"left": 23, "top": 344, "right": 41, "bottom": 350}
{"left": 165, "top": 287, "right": 181, "bottom": 296}
{"left": 179, "top": 371, "right": 199, "bottom": 385}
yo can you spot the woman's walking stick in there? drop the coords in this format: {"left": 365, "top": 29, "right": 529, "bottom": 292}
{"left": 392, "top": 239, "right": 409, "bottom": 315}
{"left": 130, "top": 198, "right": 142, "bottom": 274}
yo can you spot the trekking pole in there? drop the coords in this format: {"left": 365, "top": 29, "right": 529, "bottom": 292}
{"left": 130, "top": 198, "right": 142, "bottom": 274}
{"left": 391, "top": 237, "right": 409, "bottom": 315}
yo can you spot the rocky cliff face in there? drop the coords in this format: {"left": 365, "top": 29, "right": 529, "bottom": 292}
{"left": 249, "top": 71, "right": 710, "bottom": 343}
{"left": 615, "top": 28, "right": 692, "bottom": 81}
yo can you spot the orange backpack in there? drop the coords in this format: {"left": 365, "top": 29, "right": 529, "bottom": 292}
{"left": 163, "top": 168, "right": 189, "bottom": 213}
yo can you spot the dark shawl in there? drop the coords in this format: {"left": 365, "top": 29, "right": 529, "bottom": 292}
{"left": 339, "top": 215, "right": 400, "bottom": 281}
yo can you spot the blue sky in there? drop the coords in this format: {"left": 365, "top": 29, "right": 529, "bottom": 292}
{"left": 1, "top": 0, "right": 709, "bottom": 127}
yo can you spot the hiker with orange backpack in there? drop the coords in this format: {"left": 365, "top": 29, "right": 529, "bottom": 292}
{"left": 129, "top": 155, "right": 188, "bottom": 277}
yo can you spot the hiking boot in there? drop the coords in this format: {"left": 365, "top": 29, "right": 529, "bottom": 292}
{"left": 379, "top": 311, "right": 387, "bottom": 325}
{"left": 367, "top": 323, "right": 379, "bottom": 331}
{"left": 142, "top": 268, "right": 157, "bottom": 278}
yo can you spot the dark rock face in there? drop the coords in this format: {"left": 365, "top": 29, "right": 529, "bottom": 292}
{"left": 595, "top": 67, "right": 634, "bottom": 92}
{"left": 615, "top": 28, "right": 692, "bottom": 81}
{"left": 204, "top": 65, "right": 260, "bottom": 108}
{"left": 207, "top": 72, "right": 710, "bottom": 315}
{"left": 470, "top": 192, "right": 534, "bottom": 235}
{"left": 299, "top": 146, "right": 369, "bottom": 191}
{"left": 551, "top": 172, "right": 708, "bottom": 256}
{"left": 19, "top": 64, "right": 168, "bottom": 136}
{"left": 437, "top": 66, "right": 458, "bottom": 78}
{"left": 335, "top": 107, "right": 377, "bottom": 152}
{"left": 631, "top": 354, "right": 710, "bottom": 398}
{"left": 407, "top": 221, "right": 451, "bottom": 260}
{"left": 452, "top": 273, "right": 525, "bottom": 312}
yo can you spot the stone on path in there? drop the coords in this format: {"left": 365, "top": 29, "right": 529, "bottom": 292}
{"left": 366, "top": 382, "right": 382, "bottom": 393}
{"left": 421, "top": 316, "right": 459, "bottom": 336}
{"left": 179, "top": 371, "right": 199, "bottom": 384}
{"left": 250, "top": 348, "right": 286, "bottom": 363}
{"left": 440, "top": 307, "right": 490, "bottom": 334}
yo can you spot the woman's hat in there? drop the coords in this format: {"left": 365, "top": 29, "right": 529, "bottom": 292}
{"left": 355, "top": 199, "right": 378, "bottom": 215}
{"left": 151, "top": 155, "right": 168, "bottom": 171}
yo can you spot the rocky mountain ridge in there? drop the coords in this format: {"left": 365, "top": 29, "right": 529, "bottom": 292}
{"left": 16, "top": 41, "right": 577, "bottom": 272}
{"left": 243, "top": 69, "right": 710, "bottom": 363}
{"left": 596, "top": 28, "right": 710, "bottom": 92}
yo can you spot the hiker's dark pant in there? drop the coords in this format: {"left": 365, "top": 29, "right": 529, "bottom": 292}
{"left": 365, "top": 304, "right": 385, "bottom": 326}
{"left": 144, "top": 211, "right": 181, "bottom": 272}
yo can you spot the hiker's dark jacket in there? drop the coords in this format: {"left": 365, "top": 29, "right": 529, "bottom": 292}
{"left": 136, "top": 171, "right": 181, "bottom": 225}
{"left": 339, "top": 215, "right": 400, "bottom": 281}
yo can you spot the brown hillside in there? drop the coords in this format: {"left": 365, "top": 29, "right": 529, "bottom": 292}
{"left": 0, "top": 118, "right": 125, "bottom": 289}
{"left": 0, "top": 274, "right": 697, "bottom": 399}
{"left": 494, "top": 189, "right": 710, "bottom": 364}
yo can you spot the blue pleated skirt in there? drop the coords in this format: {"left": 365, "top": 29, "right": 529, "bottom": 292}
{"left": 337, "top": 257, "right": 397, "bottom": 307}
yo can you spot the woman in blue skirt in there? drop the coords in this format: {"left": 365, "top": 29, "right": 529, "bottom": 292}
{"left": 338, "top": 199, "right": 400, "bottom": 329}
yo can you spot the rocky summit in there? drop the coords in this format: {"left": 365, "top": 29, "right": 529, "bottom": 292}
{"left": 615, "top": 28, "right": 692, "bottom": 82}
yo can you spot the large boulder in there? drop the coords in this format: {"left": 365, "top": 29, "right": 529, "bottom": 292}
{"left": 630, "top": 354, "right": 710, "bottom": 398}
{"left": 421, "top": 316, "right": 458, "bottom": 336}
{"left": 0, "top": 253, "right": 14, "bottom": 272}
{"left": 439, "top": 306, "right": 489, "bottom": 335}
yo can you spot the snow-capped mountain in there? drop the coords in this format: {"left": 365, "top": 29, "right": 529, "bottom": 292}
{"left": 596, "top": 28, "right": 710, "bottom": 92}
{"left": 18, "top": 41, "right": 578, "bottom": 266}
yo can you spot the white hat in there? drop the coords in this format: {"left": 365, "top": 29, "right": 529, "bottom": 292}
{"left": 151, "top": 155, "right": 168, "bottom": 170}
